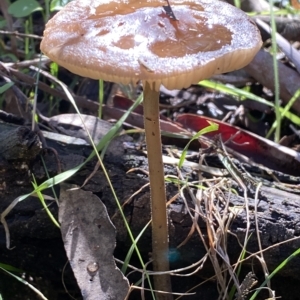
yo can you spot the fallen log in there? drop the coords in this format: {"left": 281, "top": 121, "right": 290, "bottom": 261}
{"left": 0, "top": 122, "right": 300, "bottom": 299}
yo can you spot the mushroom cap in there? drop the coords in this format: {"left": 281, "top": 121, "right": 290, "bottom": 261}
{"left": 41, "top": 0, "right": 262, "bottom": 90}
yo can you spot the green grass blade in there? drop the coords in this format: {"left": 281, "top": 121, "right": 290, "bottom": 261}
{"left": 122, "top": 221, "right": 151, "bottom": 274}
{"left": 179, "top": 121, "right": 218, "bottom": 168}
{"left": 98, "top": 79, "right": 104, "bottom": 118}
{"left": 199, "top": 80, "right": 274, "bottom": 107}
{"left": 268, "top": 0, "right": 281, "bottom": 142}
{"left": 0, "top": 266, "right": 48, "bottom": 300}
{"left": 32, "top": 177, "right": 60, "bottom": 228}
{"left": 121, "top": 220, "right": 155, "bottom": 299}
{"left": 199, "top": 80, "right": 300, "bottom": 126}
{"left": 0, "top": 263, "right": 22, "bottom": 273}
{"left": 249, "top": 247, "right": 300, "bottom": 300}
{"left": 266, "top": 88, "right": 300, "bottom": 138}
{"left": 0, "top": 82, "right": 14, "bottom": 94}
{"left": 18, "top": 93, "right": 144, "bottom": 201}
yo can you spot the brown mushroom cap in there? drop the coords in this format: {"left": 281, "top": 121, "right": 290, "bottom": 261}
{"left": 41, "top": 0, "right": 262, "bottom": 90}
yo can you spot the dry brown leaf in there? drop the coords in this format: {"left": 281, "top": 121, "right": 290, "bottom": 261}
{"left": 59, "top": 184, "right": 129, "bottom": 300}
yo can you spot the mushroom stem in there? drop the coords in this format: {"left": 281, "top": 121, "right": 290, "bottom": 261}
{"left": 143, "top": 81, "right": 173, "bottom": 299}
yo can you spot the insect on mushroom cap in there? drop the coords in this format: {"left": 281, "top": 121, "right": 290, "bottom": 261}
{"left": 41, "top": 0, "right": 262, "bottom": 91}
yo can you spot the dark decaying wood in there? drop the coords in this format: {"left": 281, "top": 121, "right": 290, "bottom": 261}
{"left": 0, "top": 122, "right": 300, "bottom": 299}
{"left": 0, "top": 124, "right": 41, "bottom": 160}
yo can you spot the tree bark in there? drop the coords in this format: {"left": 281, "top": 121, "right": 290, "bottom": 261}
{"left": 0, "top": 122, "right": 300, "bottom": 299}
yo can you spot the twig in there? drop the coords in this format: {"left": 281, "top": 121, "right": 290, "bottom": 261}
{"left": 0, "top": 30, "right": 42, "bottom": 40}
{"left": 256, "top": 18, "right": 300, "bottom": 73}
{"left": 245, "top": 50, "right": 300, "bottom": 114}
{"left": 0, "top": 1, "right": 18, "bottom": 56}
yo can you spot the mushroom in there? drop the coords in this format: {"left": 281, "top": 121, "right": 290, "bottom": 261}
{"left": 40, "top": 0, "right": 262, "bottom": 298}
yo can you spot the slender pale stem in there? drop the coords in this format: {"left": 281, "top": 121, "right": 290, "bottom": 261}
{"left": 143, "top": 81, "right": 173, "bottom": 299}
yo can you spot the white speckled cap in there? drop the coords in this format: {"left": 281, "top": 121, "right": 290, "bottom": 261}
{"left": 41, "top": 0, "right": 262, "bottom": 90}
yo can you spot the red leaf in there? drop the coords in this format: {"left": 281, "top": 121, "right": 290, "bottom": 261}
{"left": 176, "top": 114, "right": 300, "bottom": 175}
